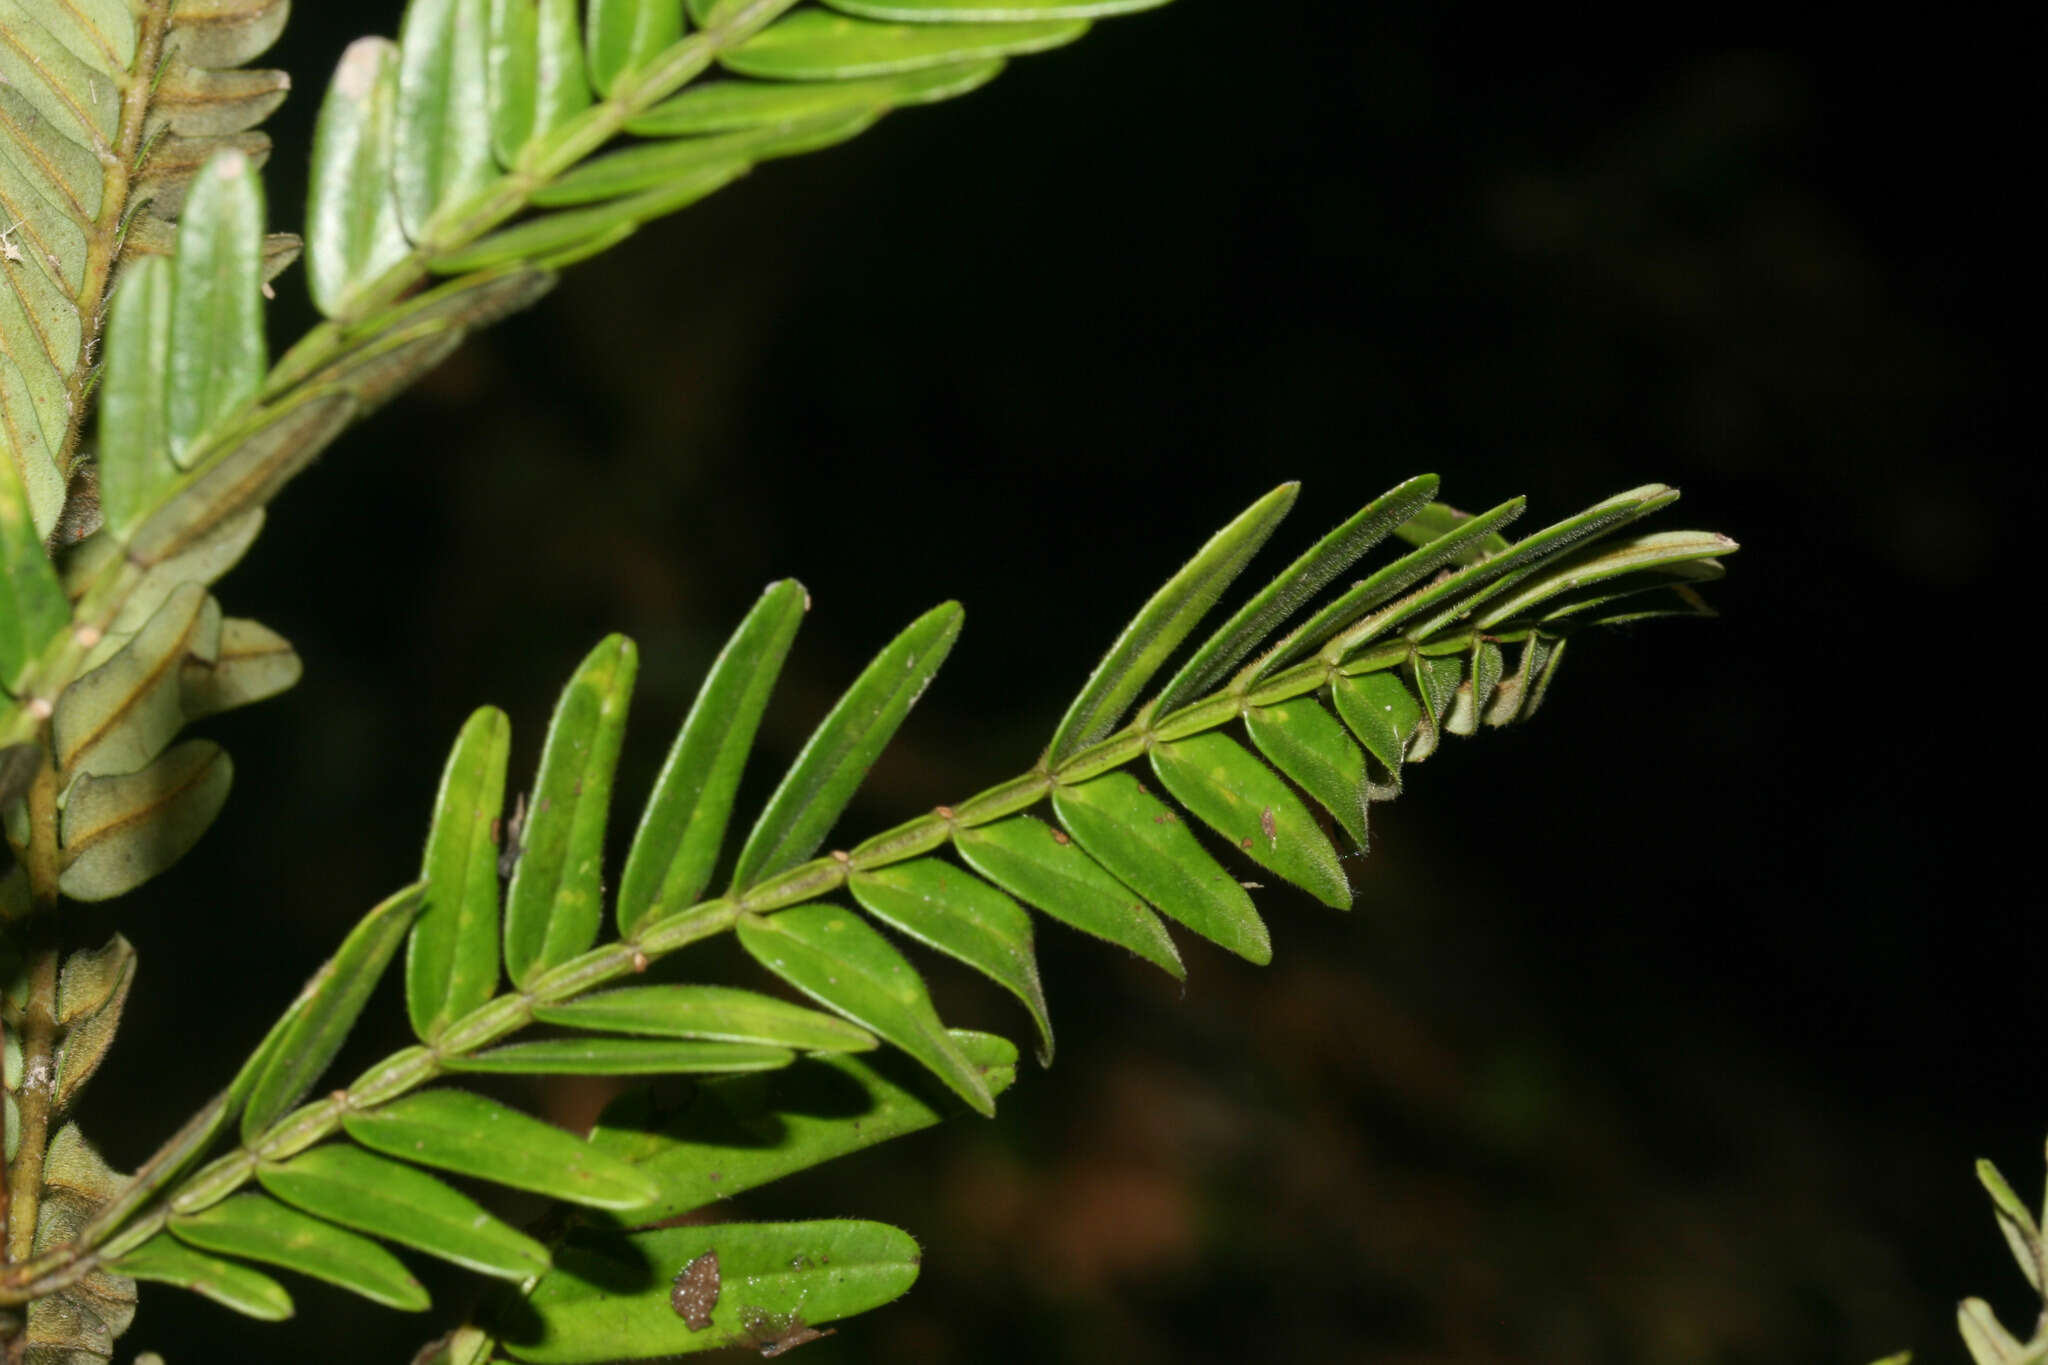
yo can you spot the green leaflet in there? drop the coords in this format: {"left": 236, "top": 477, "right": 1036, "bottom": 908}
{"left": 1393, "top": 499, "right": 1514, "bottom": 561}
{"left": 1329, "top": 669, "right": 1420, "bottom": 781}
{"left": 626, "top": 62, "right": 1003, "bottom": 135}
{"left": 427, "top": 164, "right": 746, "bottom": 272}
{"left": 179, "top": 617, "right": 303, "bottom": 720}
{"left": 97, "top": 255, "right": 179, "bottom": 537}
{"left": 1446, "top": 639, "right": 1505, "bottom": 736}
{"left": 490, "top": 0, "right": 593, "bottom": 166}
{"left": 342, "top": 1089, "right": 661, "bottom": 1210}
{"left": 1243, "top": 699, "right": 1371, "bottom": 851}
{"left": 58, "top": 740, "right": 234, "bottom": 902}
{"left": 126, "top": 390, "right": 362, "bottom": 567}
{"left": 496, "top": 1220, "right": 921, "bottom": 1364}
{"left": 725, "top": 10, "right": 1088, "bottom": 79}
{"left": 1979, "top": 1158, "right": 2043, "bottom": 1293}
{"left": 730, "top": 601, "right": 962, "bottom": 891}
{"left": 110, "top": 1237, "right": 294, "bottom": 1322}
{"left": 953, "top": 814, "right": 1183, "bottom": 977}
{"left": 535, "top": 111, "right": 875, "bottom": 206}
{"left": 1959, "top": 1299, "right": 2027, "bottom": 1365}
{"left": 618, "top": 580, "right": 806, "bottom": 935}
{"left": 168, "top": 1193, "right": 429, "bottom": 1312}
{"left": 826, "top": 0, "right": 1166, "bottom": 15}
{"left": 1048, "top": 484, "right": 1296, "bottom": 764}
{"left": 0, "top": 463, "right": 67, "bottom": 691}
{"left": 167, "top": 150, "right": 268, "bottom": 466}
{"left": 1328, "top": 485, "right": 1680, "bottom": 658}
{"left": 306, "top": 38, "right": 409, "bottom": 320}
{"left": 1251, "top": 497, "right": 1527, "bottom": 682}
{"left": 257, "top": 1143, "right": 550, "bottom": 1280}
{"left": 1524, "top": 635, "right": 1567, "bottom": 717}
{"left": 1052, "top": 773, "right": 1270, "bottom": 964}
{"left": 1482, "top": 634, "right": 1550, "bottom": 728}
{"left": 409, "top": 706, "right": 511, "bottom": 1040}
{"left": 396, "top": 0, "right": 496, "bottom": 242}
{"left": 241, "top": 884, "right": 426, "bottom": 1143}
{"left": 587, "top": 0, "right": 685, "bottom": 96}
{"left": 505, "top": 635, "right": 638, "bottom": 986}
{"left": 1475, "top": 529, "right": 1739, "bottom": 627}
{"left": 1532, "top": 561, "right": 1725, "bottom": 626}
{"left": 151, "top": 54, "right": 292, "bottom": 140}
{"left": 535, "top": 984, "right": 877, "bottom": 1051}
{"left": 1152, "top": 475, "right": 1440, "bottom": 718}
{"left": 92, "top": 510, "right": 263, "bottom": 636}
{"left": 849, "top": 857, "right": 1053, "bottom": 1063}
{"left": 52, "top": 582, "right": 218, "bottom": 778}
{"left": 1412, "top": 650, "right": 1463, "bottom": 730}
{"left": 445, "top": 1038, "right": 796, "bottom": 1074}
{"left": 588, "top": 1032, "right": 1017, "bottom": 1224}
{"left": 737, "top": 903, "right": 992, "bottom": 1116}
{"left": 1150, "top": 731, "right": 1349, "bottom": 909}
{"left": 52, "top": 935, "right": 138, "bottom": 1115}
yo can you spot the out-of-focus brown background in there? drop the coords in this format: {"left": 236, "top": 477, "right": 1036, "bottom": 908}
{"left": 67, "top": 6, "right": 2031, "bottom": 1363}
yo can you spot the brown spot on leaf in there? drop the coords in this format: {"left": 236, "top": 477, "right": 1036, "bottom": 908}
{"left": 672, "top": 1250, "right": 720, "bottom": 1330}
{"left": 1260, "top": 806, "right": 1278, "bottom": 842}
{"left": 1052, "top": 828, "right": 1070, "bottom": 845}
{"left": 741, "top": 1307, "right": 835, "bottom": 1357}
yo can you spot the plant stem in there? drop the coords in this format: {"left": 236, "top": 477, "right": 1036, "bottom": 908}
{"left": 4, "top": 755, "right": 63, "bottom": 1268}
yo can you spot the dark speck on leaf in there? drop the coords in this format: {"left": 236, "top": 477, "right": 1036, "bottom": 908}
{"left": 671, "top": 1251, "right": 720, "bottom": 1330}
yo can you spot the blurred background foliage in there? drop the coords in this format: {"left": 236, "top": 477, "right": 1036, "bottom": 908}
{"left": 63, "top": 5, "right": 2029, "bottom": 1363}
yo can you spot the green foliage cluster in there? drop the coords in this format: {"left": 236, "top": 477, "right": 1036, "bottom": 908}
{"left": 0, "top": 1, "right": 1746, "bottom": 1361}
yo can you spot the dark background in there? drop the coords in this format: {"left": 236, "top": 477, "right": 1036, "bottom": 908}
{"left": 66, "top": 4, "right": 2034, "bottom": 1363}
